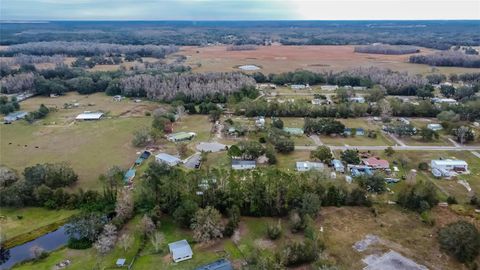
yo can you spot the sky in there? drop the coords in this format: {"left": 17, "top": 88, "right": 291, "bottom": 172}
{"left": 1, "top": 0, "right": 479, "bottom": 20}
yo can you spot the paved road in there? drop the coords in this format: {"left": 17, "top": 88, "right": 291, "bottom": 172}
{"left": 295, "top": 145, "right": 480, "bottom": 151}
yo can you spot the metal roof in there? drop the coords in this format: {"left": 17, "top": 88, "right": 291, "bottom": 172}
{"left": 168, "top": 239, "right": 192, "bottom": 259}
{"left": 231, "top": 160, "right": 256, "bottom": 166}
{"left": 195, "top": 259, "right": 233, "bottom": 270}
{"left": 155, "top": 153, "right": 181, "bottom": 164}
{"left": 76, "top": 112, "right": 104, "bottom": 120}
{"left": 431, "top": 159, "right": 467, "bottom": 166}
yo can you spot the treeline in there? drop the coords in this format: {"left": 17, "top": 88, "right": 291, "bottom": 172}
{"left": 354, "top": 45, "right": 419, "bottom": 55}
{"left": 1, "top": 42, "right": 178, "bottom": 58}
{"left": 119, "top": 72, "right": 255, "bottom": 102}
{"left": 1, "top": 54, "right": 66, "bottom": 65}
{"left": 1, "top": 21, "right": 479, "bottom": 50}
{"left": 410, "top": 51, "right": 480, "bottom": 68}
{"left": 253, "top": 68, "right": 428, "bottom": 96}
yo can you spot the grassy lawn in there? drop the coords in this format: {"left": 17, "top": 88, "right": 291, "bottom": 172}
{"left": 173, "top": 115, "right": 213, "bottom": 142}
{"left": 276, "top": 151, "right": 312, "bottom": 171}
{"left": 0, "top": 208, "right": 78, "bottom": 243}
{"left": 0, "top": 117, "right": 151, "bottom": 190}
{"left": 320, "top": 134, "right": 393, "bottom": 146}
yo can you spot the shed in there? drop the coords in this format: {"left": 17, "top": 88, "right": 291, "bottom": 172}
{"left": 168, "top": 239, "right": 193, "bottom": 263}
{"left": 75, "top": 112, "right": 104, "bottom": 120}
{"left": 232, "top": 160, "right": 256, "bottom": 170}
{"left": 155, "top": 153, "right": 182, "bottom": 166}
{"left": 427, "top": 124, "right": 443, "bottom": 131}
{"left": 195, "top": 259, "right": 233, "bottom": 270}
{"left": 4, "top": 111, "right": 28, "bottom": 123}
{"left": 116, "top": 258, "right": 126, "bottom": 267}
{"left": 332, "top": 159, "right": 345, "bottom": 173}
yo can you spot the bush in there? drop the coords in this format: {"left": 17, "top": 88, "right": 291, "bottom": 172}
{"left": 67, "top": 237, "right": 92, "bottom": 249}
{"left": 281, "top": 240, "right": 318, "bottom": 266}
{"left": 418, "top": 162, "right": 429, "bottom": 171}
{"left": 446, "top": 196, "right": 458, "bottom": 205}
{"left": 438, "top": 221, "right": 480, "bottom": 263}
{"left": 266, "top": 220, "right": 282, "bottom": 240}
{"left": 420, "top": 211, "right": 435, "bottom": 226}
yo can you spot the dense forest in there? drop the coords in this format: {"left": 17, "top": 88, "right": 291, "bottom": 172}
{"left": 1, "top": 21, "right": 479, "bottom": 49}
{"left": 409, "top": 51, "right": 480, "bottom": 68}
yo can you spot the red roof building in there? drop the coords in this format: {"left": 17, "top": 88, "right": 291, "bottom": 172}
{"left": 362, "top": 157, "right": 390, "bottom": 169}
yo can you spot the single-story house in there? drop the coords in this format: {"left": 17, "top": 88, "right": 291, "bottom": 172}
{"left": 196, "top": 142, "right": 227, "bottom": 153}
{"left": 311, "top": 99, "right": 323, "bottom": 105}
{"left": 291, "top": 84, "right": 308, "bottom": 90}
{"left": 195, "top": 259, "right": 233, "bottom": 270}
{"left": 75, "top": 112, "right": 104, "bottom": 120}
{"left": 348, "top": 165, "right": 374, "bottom": 177}
{"left": 232, "top": 160, "right": 256, "bottom": 170}
{"left": 362, "top": 157, "right": 390, "bottom": 170}
{"left": 4, "top": 111, "right": 28, "bottom": 123}
{"left": 344, "top": 128, "right": 365, "bottom": 136}
{"left": 166, "top": 132, "right": 196, "bottom": 142}
{"left": 296, "top": 161, "right": 324, "bottom": 172}
{"left": 113, "top": 95, "right": 124, "bottom": 101}
{"left": 353, "top": 86, "right": 367, "bottom": 91}
{"left": 431, "top": 159, "right": 468, "bottom": 177}
{"left": 348, "top": 97, "right": 365, "bottom": 103}
{"left": 155, "top": 153, "right": 182, "bottom": 166}
{"left": 427, "top": 123, "right": 443, "bottom": 131}
{"left": 124, "top": 168, "right": 136, "bottom": 183}
{"left": 168, "top": 239, "right": 193, "bottom": 263}
{"left": 432, "top": 98, "right": 458, "bottom": 105}
{"left": 332, "top": 159, "right": 345, "bottom": 173}
{"left": 320, "top": 85, "right": 339, "bottom": 91}
{"left": 283, "top": 127, "right": 304, "bottom": 136}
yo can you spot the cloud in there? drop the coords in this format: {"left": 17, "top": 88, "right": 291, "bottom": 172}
{"left": 1, "top": 0, "right": 479, "bottom": 20}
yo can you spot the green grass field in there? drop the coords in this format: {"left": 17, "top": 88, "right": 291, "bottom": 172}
{"left": 1, "top": 111, "right": 152, "bottom": 190}
{"left": 0, "top": 208, "right": 78, "bottom": 243}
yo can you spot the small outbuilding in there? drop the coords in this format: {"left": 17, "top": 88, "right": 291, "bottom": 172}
{"left": 427, "top": 123, "right": 443, "bottom": 131}
{"left": 168, "top": 239, "right": 193, "bottom": 263}
{"left": 75, "top": 112, "right": 104, "bottom": 120}
{"left": 124, "top": 168, "right": 136, "bottom": 183}
{"left": 195, "top": 259, "right": 233, "bottom": 270}
{"left": 332, "top": 159, "right": 345, "bottom": 173}
{"left": 155, "top": 153, "right": 182, "bottom": 166}
{"left": 348, "top": 97, "right": 365, "bottom": 103}
{"left": 116, "top": 258, "right": 126, "bottom": 267}
{"left": 231, "top": 160, "right": 256, "bottom": 170}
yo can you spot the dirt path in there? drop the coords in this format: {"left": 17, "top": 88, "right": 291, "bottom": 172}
{"left": 388, "top": 133, "right": 407, "bottom": 147}
{"left": 309, "top": 135, "right": 323, "bottom": 146}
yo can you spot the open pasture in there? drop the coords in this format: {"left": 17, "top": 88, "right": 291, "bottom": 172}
{"left": 179, "top": 45, "right": 478, "bottom": 75}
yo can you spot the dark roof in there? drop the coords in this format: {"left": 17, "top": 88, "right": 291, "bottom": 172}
{"left": 195, "top": 259, "right": 233, "bottom": 270}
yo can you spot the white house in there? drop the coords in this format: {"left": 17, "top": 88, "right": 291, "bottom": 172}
{"left": 311, "top": 99, "right": 324, "bottom": 105}
{"left": 432, "top": 98, "right": 458, "bottom": 105}
{"left": 75, "top": 112, "right": 104, "bottom": 120}
{"left": 155, "top": 153, "right": 182, "bottom": 166}
{"left": 296, "top": 161, "right": 324, "bottom": 172}
{"left": 232, "top": 160, "right": 256, "bottom": 170}
{"left": 348, "top": 97, "right": 365, "bottom": 103}
{"left": 427, "top": 123, "right": 443, "bottom": 131}
{"left": 168, "top": 239, "right": 193, "bottom": 263}
{"left": 431, "top": 159, "right": 468, "bottom": 177}
{"left": 353, "top": 86, "right": 367, "bottom": 90}
{"left": 255, "top": 116, "right": 265, "bottom": 128}
{"left": 320, "top": 85, "right": 339, "bottom": 91}
{"left": 291, "top": 84, "right": 309, "bottom": 90}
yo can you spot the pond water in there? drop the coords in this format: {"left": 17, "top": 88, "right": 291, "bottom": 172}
{"left": 238, "top": 65, "right": 260, "bottom": 71}
{"left": 0, "top": 226, "right": 68, "bottom": 270}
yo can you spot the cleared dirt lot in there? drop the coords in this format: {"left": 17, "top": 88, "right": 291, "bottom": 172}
{"left": 179, "top": 45, "right": 480, "bottom": 75}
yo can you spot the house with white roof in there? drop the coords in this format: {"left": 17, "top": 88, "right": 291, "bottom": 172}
{"left": 231, "top": 160, "right": 256, "bottom": 170}
{"left": 348, "top": 97, "right": 365, "bottom": 103}
{"left": 291, "top": 84, "right": 309, "bottom": 90}
{"left": 168, "top": 239, "right": 193, "bottom": 263}
{"left": 155, "top": 153, "right": 182, "bottom": 166}
{"left": 431, "top": 159, "right": 468, "bottom": 177}
{"left": 75, "top": 112, "right": 104, "bottom": 120}
{"left": 296, "top": 161, "right": 324, "bottom": 172}
{"left": 320, "top": 85, "right": 339, "bottom": 91}
{"left": 332, "top": 159, "right": 345, "bottom": 173}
